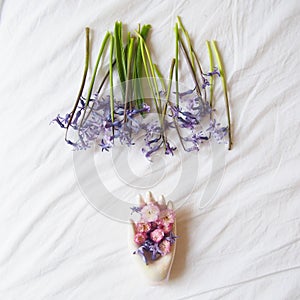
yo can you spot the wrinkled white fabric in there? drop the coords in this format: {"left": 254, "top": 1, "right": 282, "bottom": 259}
{"left": 0, "top": 0, "right": 300, "bottom": 299}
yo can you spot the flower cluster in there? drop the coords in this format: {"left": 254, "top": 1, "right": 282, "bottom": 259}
{"left": 52, "top": 95, "right": 152, "bottom": 151}
{"left": 131, "top": 203, "right": 177, "bottom": 265}
{"left": 52, "top": 86, "right": 227, "bottom": 158}
{"left": 52, "top": 17, "right": 232, "bottom": 159}
{"left": 170, "top": 89, "right": 228, "bottom": 152}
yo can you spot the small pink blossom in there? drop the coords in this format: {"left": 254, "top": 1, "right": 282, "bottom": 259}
{"left": 158, "top": 208, "right": 175, "bottom": 226}
{"left": 159, "top": 240, "right": 171, "bottom": 256}
{"left": 162, "top": 223, "right": 173, "bottom": 233}
{"left": 141, "top": 204, "right": 160, "bottom": 222}
{"left": 134, "top": 232, "right": 147, "bottom": 245}
{"left": 135, "top": 222, "right": 152, "bottom": 233}
{"left": 150, "top": 228, "right": 164, "bottom": 243}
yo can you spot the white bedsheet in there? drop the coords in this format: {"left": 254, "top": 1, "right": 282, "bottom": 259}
{"left": 1, "top": 0, "right": 300, "bottom": 299}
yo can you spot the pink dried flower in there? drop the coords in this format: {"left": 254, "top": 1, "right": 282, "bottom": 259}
{"left": 141, "top": 204, "right": 160, "bottom": 222}
{"left": 134, "top": 232, "right": 147, "bottom": 245}
{"left": 159, "top": 240, "right": 171, "bottom": 256}
{"left": 136, "top": 222, "right": 152, "bottom": 233}
{"left": 150, "top": 228, "right": 164, "bottom": 243}
{"left": 162, "top": 223, "right": 173, "bottom": 233}
{"left": 158, "top": 208, "right": 175, "bottom": 226}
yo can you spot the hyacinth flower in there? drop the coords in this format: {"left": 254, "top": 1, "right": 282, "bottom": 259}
{"left": 167, "top": 16, "right": 230, "bottom": 152}
{"left": 52, "top": 18, "right": 232, "bottom": 159}
{"left": 129, "top": 192, "right": 177, "bottom": 282}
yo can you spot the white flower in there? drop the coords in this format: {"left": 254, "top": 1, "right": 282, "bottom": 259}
{"left": 141, "top": 204, "right": 160, "bottom": 222}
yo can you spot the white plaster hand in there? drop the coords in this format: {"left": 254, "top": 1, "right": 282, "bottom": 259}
{"left": 129, "top": 192, "right": 177, "bottom": 283}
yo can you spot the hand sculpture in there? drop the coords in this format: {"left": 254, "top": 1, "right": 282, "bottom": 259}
{"left": 129, "top": 192, "right": 177, "bottom": 283}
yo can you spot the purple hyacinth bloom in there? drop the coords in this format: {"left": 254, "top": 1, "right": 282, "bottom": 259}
{"left": 114, "top": 126, "right": 134, "bottom": 146}
{"left": 143, "top": 122, "right": 162, "bottom": 137}
{"left": 65, "top": 139, "right": 77, "bottom": 147}
{"left": 128, "top": 104, "right": 151, "bottom": 116}
{"left": 175, "top": 88, "right": 195, "bottom": 98}
{"left": 141, "top": 239, "right": 163, "bottom": 261}
{"left": 62, "top": 113, "right": 71, "bottom": 124}
{"left": 51, "top": 115, "right": 66, "bottom": 128}
{"left": 51, "top": 112, "right": 73, "bottom": 128}
{"left": 165, "top": 142, "right": 176, "bottom": 156}
{"left": 99, "top": 139, "right": 112, "bottom": 152}
{"left": 193, "top": 100, "right": 212, "bottom": 118}
{"left": 181, "top": 130, "right": 209, "bottom": 152}
{"left": 133, "top": 247, "right": 148, "bottom": 265}
{"left": 207, "top": 119, "right": 228, "bottom": 143}
{"left": 53, "top": 75, "right": 228, "bottom": 157}
{"left": 72, "top": 110, "right": 82, "bottom": 127}
{"left": 79, "top": 97, "right": 85, "bottom": 108}
{"left": 183, "top": 132, "right": 209, "bottom": 144}
{"left": 142, "top": 142, "right": 163, "bottom": 160}
{"left": 148, "top": 242, "right": 163, "bottom": 261}
{"left": 111, "top": 120, "right": 123, "bottom": 128}
{"left": 202, "top": 78, "right": 210, "bottom": 89}
{"left": 203, "top": 67, "right": 220, "bottom": 77}
{"left": 145, "top": 136, "right": 162, "bottom": 147}
{"left": 184, "top": 145, "right": 200, "bottom": 152}
{"left": 130, "top": 206, "right": 142, "bottom": 215}
{"left": 166, "top": 231, "right": 178, "bottom": 245}
{"left": 170, "top": 105, "right": 199, "bottom": 129}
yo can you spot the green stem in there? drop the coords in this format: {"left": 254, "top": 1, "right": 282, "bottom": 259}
{"left": 114, "top": 21, "right": 126, "bottom": 100}
{"left": 136, "top": 31, "right": 161, "bottom": 113}
{"left": 154, "top": 64, "right": 166, "bottom": 92}
{"left": 211, "top": 40, "right": 232, "bottom": 150}
{"left": 135, "top": 31, "right": 159, "bottom": 114}
{"left": 136, "top": 31, "right": 166, "bottom": 149}
{"left": 163, "top": 58, "right": 175, "bottom": 118}
{"left": 83, "top": 60, "right": 116, "bottom": 123}
{"left": 192, "top": 50, "right": 207, "bottom": 102}
{"left": 97, "top": 64, "right": 112, "bottom": 94}
{"left": 65, "top": 27, "right": 90, "bottom": 141}
{"left": 80, "top": 31, "right": 110, "bottom": 127}
{"left": 177, "top": 16, "right": 195, "bottom": 71}
{"left": 161, "top": 59, "right": 175, "bottom": 146}
{"left": 135, "top": 24, "right": 151, "bottom": 108}
{"left": 124, "top": 37, "right": 135, "bottom": 121}
{"left": 165, "top": 58, "right": 187, "bottom": 152}
{"left": 175, "top": 22, "right": 179, "bottom": 107}
{"left": 206, "top": 41, "right": 214, "bottom": 107}
{"left": 109, "top": 34, "right": 115, "bottom": 125}
{"left": 178, "top": 36, "right": 202, "bottom": 99}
